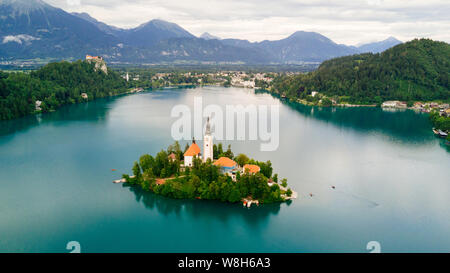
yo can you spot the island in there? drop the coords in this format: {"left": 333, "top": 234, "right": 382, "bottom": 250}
{"left": 119, "top": 118, "right": 296, "bottom": 206}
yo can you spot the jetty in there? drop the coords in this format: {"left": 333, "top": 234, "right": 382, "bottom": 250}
{"left": 242, "top": 198, "right": 260, "bottom": 208}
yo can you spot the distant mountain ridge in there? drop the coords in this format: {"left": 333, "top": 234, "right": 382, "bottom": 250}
{"left": 0, "top": 0, "right": 119, "bottom": 59}
{"left": 357, "top": 37, "right": 403, "bottom": 53}
{"left": 123, "top": 19, "right": 195, "bottom": 47}
{"left": 0, "top": 0, "right": 403, "bottom": 64}
{"left": 71, "top": 12, "right": 124, "bottom": 37}
{"left": 200, "top": 32, "right": 221, "bottom": 40}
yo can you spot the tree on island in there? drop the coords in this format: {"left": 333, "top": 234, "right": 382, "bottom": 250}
{"left": 224, "top": 145, "right": 234, "bottom": 159}
{"left": 213, "top": 144, "right": 218, "bottom": 160}
{"left": 235, "top": 154, "right": 250, "bottom": 167}
{"left": 286, "top": 188, "right": 293, "bottom": 197}
{"left": 217, "top": 143, "right": 224, "bottom": 157}
{"left": 184, "top": 143, "right": 190, "bottom": 154}
{"left": 272, "top": 173, "right": 278, "bottom": 183}
{"left": 168, "top": 141, "right": 183, "bottom": 160}
{"left": 139, "top": 154, "right": 155, "bottom": 173}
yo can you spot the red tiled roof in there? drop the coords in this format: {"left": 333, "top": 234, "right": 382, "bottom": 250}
{"left": 184, "top": 143, "right": 201, "bottom": 157}
{"left": 156, "top": 179, "right": 166, "bottom": 185}
{"left": 213, "top": 157, "right": 237, "bottom": 168}
{"left": 243, "top": 164, "right": 260, "bottom": 174}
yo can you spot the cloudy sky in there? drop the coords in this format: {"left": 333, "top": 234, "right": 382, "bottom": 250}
{"left": 45, "top": 0, "right": 450, "bottom": 45}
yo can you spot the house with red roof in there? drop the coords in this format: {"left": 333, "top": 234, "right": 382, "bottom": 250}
{"left": 213, "top": 157, "right": 238, "bottom": 169}
{"left": 168, "top": 153, "right": 177, "bottom": 162}
{"left": 214, "top": 157, "right": 239, "bottom": 180}
{"left": 243, "top": 164, "right": 260, "bottom": 174}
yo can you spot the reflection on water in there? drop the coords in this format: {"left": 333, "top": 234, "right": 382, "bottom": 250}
{"left": 125, "top": 185, "right": 284, "bottom": 228}
{"left": 258, "top": 90, "right": 435, "bottom": 144}
{"left": 0, "top": 97, "right": 119, "bottom": 137}
{"left": 439, "top": 141, "right": 450, "bottom": 152}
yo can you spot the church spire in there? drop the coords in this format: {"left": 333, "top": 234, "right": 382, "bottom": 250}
{"left": 205, "top": 117, "right": 211, "bottom": 136}
{"left": 203, "top": 117, "right": 213, "bottom": 163}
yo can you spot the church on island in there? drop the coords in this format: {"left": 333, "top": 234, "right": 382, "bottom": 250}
{"left": 183, "top": 118, "right": 260, "bottom": 181}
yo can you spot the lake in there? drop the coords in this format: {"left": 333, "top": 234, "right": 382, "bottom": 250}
{"left": 0, "top": 86, "right": 449, "bottom": 253}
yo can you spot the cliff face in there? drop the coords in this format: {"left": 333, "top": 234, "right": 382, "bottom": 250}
{"left": 95, "top": 60, "right": 108, "bottom": 74}
{"left": 86, "top": 58, "right": 108, "bottom": 74}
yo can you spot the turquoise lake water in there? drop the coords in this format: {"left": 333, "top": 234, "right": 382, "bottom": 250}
{"left": 0, "top": 86, "right": 449, "bottom": 253}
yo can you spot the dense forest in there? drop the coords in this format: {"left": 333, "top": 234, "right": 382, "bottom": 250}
{"left": 271, "top": 39, "right": 450, "bottom": 105}
{"left": 123, "top": 142, "right": 291, "bottom": 204}
{"left": 0, "top": 61, "right": 127, "bottom": 120}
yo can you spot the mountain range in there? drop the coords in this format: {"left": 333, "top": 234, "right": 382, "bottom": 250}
{"left": 0, "top": 0, "right": 402, "bottom": 64}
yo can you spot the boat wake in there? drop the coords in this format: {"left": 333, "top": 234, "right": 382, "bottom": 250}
{"left": 335, "top": 189, "right": 379, "bottom": 208}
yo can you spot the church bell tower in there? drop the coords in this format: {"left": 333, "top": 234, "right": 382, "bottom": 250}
{"left": 203, "top": 117, "right": 213, "bottom": 162}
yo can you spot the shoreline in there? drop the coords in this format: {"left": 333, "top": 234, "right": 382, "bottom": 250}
{"left": 266, "top": 90, "right": 449, "bottom": 111}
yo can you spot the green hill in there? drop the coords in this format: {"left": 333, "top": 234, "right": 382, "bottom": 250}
{"left": 0, "top": 60, "right": 127, "bottom": 120}
{"left": 271, "top": 39, "right": 450, "bottom": 104}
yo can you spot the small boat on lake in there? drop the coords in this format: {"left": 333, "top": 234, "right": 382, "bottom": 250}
{"left": 437, "top": 130, "right": 448, "bottom": 138}
{"left": 433, "top": 128, "right": 447, "bottom": 138}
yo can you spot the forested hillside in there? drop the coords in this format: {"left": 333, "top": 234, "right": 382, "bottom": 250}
{"left": 271, "top": 39, "right": 450, "bottom": 104}
{"left": 0, "top": 61, "right": 127, "bottom": 120}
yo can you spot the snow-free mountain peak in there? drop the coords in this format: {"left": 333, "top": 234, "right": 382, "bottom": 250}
{"left": 200, "top": 32, "right": 220, "bottom": 40}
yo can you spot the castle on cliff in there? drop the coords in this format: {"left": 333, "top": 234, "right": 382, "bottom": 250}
{"left": 85, "top": 55, "right": 108, "bottom": 74}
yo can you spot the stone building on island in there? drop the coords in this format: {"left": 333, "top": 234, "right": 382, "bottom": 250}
{"left": 183, "top": 140, "right": 201, "bottom": 167}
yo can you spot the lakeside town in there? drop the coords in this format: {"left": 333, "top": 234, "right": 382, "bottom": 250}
{"left": 121, "top": 69, "right": 281, "bottom": 89}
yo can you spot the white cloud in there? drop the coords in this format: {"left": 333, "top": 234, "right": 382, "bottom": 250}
{"left": 66, "top": 0, "right": 81, "bottom": 6}
{"left": 2, "top": 34, "right": 40, "bottom": 44}
{"left": 44, "top": 0, "right": 450, "bottom": 44}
